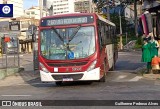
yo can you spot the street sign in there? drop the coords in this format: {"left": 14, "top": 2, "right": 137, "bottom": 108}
{"left": 9, "top": 21, "right": 20, "bottom": 31}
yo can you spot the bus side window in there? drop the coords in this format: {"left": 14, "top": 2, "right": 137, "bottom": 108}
{"left": 97, "top": 20, "right": 103, "bottom": 50}
{"left": 108, "top": 26, "right": 111, "bottom": 44}
{"left": 101, "top": 21, "right": 106, "bottom": 45}
{"left": 105, "top": 25, "right": 109, "bottom": 44}
{"left": 110, "top": 26, "right": 113, "bottom": 42}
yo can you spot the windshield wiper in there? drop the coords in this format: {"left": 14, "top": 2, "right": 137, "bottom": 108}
{"left": 51, "top": 26, "right": 64, "bottom": 42}
{"left": 69, "top": 25, "right": 81, "bottom": 42}
{"left": 51, "top": 26, "right": 68, "bottom": 59}
{"left": 65, "top": 25, "right": 81, "bottom": 55}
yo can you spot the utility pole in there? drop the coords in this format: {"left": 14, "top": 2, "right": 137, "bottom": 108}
{"left": 39, "top": 0, "right": 43, "bottom": 18}
{"left": 106, "top": 0, "right": 110, "bottom": 20}
{"left": 119, "top": 9, "right": 123, "bottom": 50}
{"left": 134, "top": 0, "right": 138, "bottom": 37}
{"left": 89, "top": 0, "right": 92, "bottom": 13}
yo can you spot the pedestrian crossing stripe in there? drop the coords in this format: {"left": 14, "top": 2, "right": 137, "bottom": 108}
{"left": 128, "top": 76, "right": 143, "bottom": 82}
{"left": 111, "top": 75, "right": 143, "bottom": 82}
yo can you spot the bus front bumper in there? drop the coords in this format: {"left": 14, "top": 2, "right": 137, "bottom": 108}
{"left": 40, "top": 67, "right": 101, "bottom": 82}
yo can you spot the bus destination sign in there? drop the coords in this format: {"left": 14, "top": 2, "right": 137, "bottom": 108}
{"left": 47, "top": 17, "right": 87, "bottom": 26}
{"left": 41, "top": 16, "right": 94, "bottom": 26}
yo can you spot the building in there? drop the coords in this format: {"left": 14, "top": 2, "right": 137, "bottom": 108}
{"left": 42, "top": 0, "right": 75, "bottom": 15}
{"left": 17, "top": 17, "right": 39, "bottom": 53}
{"left": 0, "top": 16, "right": 39, "bottom": 53}
{"left": 0, "top": 0, "right": 24, "bottom": 18}
{"left": 74, "top": 0, "right": 92, "bottom": 13}
{"left": 24, "top": 6, "right": 48, "bottom": 19}
{"left": 0, "top": 1, "right": 42, "bottom": 53}
{"left": 40, "top": 0, "right": 94, "bottom": 15}
{"left": 125, "top": 4, "right": 142, "bottom": 19}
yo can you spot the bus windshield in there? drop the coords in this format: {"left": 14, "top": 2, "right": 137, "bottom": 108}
{"left": 40, "top": 26, "right": 95, "bottom": 60}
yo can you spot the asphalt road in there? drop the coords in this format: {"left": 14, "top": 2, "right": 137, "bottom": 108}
{"left": 0, "top": 51, "right": 160, "bottom": 109}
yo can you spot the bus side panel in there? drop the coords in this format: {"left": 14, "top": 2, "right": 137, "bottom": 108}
{"left": 106, "top": 44, "right": 114, "bottom": 69}
{"left": 99, "top": 47, "right": 109, "bottom": 79}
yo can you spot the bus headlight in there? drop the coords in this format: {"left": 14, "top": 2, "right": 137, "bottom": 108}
{"left": 39, "top": 62, "right": 49, "bottom": 73}
{"left": 87, "top": 60, "right": 97, "bottom": 72}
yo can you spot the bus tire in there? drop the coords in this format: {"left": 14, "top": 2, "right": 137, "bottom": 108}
{"left": 99, "top": 62, "right": 106, "bottom": 82}
{"left": 110, "top": 58, "right": 115, "bottom": 71}
{"left": 55, "top": 81, "right": 62, "bottom": 86}
{"left": 110, "top": 63, "right": 115, "bottom": 71}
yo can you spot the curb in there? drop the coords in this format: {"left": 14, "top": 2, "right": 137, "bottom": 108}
{"left": 134, "top": 65, "right": 160, "bottom": 80}
{"left": 118, "top": 49, "right": 142, "bottom": 52}
{"left": 143, "top": 74, "right": 160, "bottom": 80}
{"left": 134, "top": 65, "right": 146, "bottom": 74}
{"left": 0, "top": 67, "right": 24, "bottom": 80}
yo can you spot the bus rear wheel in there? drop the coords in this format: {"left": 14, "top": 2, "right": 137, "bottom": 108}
{"left": 110, "top": 63, "right": 115, "bottom": 71}
{"left": 110, "top": 58, "right": 115, "bottom": 71}
{"left": 55, "top": 81, "right": 62, "bottom": 86}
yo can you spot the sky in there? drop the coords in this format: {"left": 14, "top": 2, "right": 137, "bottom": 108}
{"left": 23, "top": 0, "right": 38, "bottom": 9}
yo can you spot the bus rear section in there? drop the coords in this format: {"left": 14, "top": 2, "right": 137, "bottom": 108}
{"left": 38, "top": 13, "right": 116, "bottom": 84}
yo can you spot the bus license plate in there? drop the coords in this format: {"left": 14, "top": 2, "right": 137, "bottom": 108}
{"left": 62, "top": 78, "right": 73, "bottom": 81}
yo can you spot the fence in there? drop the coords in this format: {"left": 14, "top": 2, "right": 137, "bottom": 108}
{"left": 0, "top": 35, "right": 20, "bottom": 69}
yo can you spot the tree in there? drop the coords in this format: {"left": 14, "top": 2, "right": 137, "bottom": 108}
{"left": 92, "top": 0, "right": 140, "bottom": 37}
{"left": 110, "top": 13, "right": 127, "bottom": 34}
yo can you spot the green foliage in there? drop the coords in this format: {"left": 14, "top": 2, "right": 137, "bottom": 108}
{"left": 110, "top": 13, "right": 127, "bottom": 34}
{"left": 110, "top": 13, "right": 136, "bottom": 46}
{"left": 134, "top": 43, "right": 142, "bottom": 49}
{"left": 134, "top": 37, "right": 142, "bottom": 49}
{"left": 136, "top": 37, "right": 142, "bottom": 45}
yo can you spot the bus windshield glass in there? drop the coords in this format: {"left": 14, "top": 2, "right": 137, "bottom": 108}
{"left": 40, "top": 26, "right": 95, "bottom": 60}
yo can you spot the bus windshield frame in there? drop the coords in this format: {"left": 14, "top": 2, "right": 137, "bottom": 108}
{"left": 40, "top": 25, "right": 96, "bottom": 60}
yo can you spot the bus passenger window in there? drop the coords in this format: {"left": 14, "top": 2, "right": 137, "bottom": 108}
{"left": 98, "top": 31, "right": 103, "bottom": 50}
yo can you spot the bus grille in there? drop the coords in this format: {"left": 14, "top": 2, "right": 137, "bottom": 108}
{"left": 52, "top": 74, "right": 83, "bottom": 80}
{"left": 47, "top": 62, "right": 87, "bottom": 67}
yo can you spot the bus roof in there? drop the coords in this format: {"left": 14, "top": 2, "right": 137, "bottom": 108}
{"left": 41, "top": 13, "right": 116, "bottom": 27}
{"left": 97, "top": 14, "right": 116, "bottom": 27}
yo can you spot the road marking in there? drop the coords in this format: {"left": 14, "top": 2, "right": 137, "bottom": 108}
{"left": 0, "top": 55, "right": 23, "bottom": 58}
{"left": 119, "top": 54, "right": 141, "bottom": 56}
{"left": 117, "top": 75, "right": 127, "bottom": 79}
{"left": 17, "top": 83, "right": 30, "bottom": 86}
{"left": 0, "top": 82, "right": 54, "bottom": 87}
{"left": 128, "top": 76, "right": 143, "bottom": 82}
{"left": 1, "top": 95, "right": 31, "bottom": 97}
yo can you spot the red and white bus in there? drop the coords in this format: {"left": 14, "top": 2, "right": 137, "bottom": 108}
{"left": 38, "top": 13, "right": 118, "bottom": 85}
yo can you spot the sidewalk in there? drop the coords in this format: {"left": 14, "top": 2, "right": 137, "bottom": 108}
{"left": 135, "top": 64, "right": 160, "bottom": 80}
{"left": 0, "top": 67, "right": 24, "bottom": 79}
{"left": 0, "top": 70, "right": 40, "bottom": 87}
{"left": 0, "top": 53, "right": 41, "bottom": 86}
